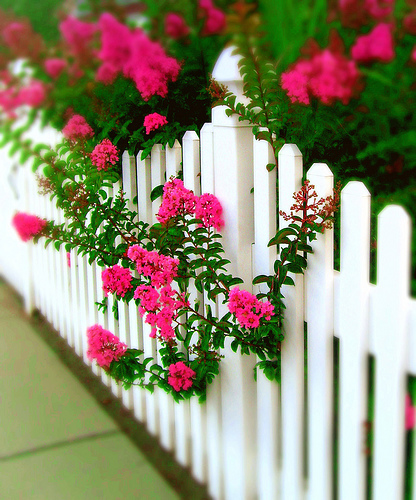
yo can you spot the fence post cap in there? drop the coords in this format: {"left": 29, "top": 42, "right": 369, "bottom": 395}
{"left": 278, "top": 143, "right": 302, "bottom": 157}
{"left": 342, "top": 180, "right": 370, "bottom": 197}
{"left": 307, "top": 162, "right": 332, "bottom": 178}
{"left": 212, "top": 46, "right": 242, "bottom": 83}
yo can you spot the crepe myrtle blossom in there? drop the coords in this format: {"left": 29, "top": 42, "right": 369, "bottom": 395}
{"left": 227, "top": 287, "right": 274, "bottom": 329}
{"left": 12, "top": 212, "right": 47, "bottom": 241}
{"left": 143, "top": 113, "right": 168, "bottom": 134}
{"left": 62, "top": 114, "right": 94, "bottom": 141}
{"left": 86, "top": 324, "right": 127, "bottom": 369}
{"left": 168, "top": 361, "right": 196, "bottom": 391}
{"left": 90, "top": 139, "right": 119, "bottom": 171}
{"left": 101, "top": 265, "right": 133, "bottom": 297}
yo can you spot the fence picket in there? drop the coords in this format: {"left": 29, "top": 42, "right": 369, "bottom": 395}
{"left": 278, "top": 144, "right": 305, "bottom": 500}
{"left": 183, "top": 130, "right": 207, "bottom": 481}
{"left": 372, "top": 205, "right": 411, "bottom": 500}
{"left": 306, "top": 163, "right": 334, "bottom": 500}
{"left": 137, "top": 150, "right": 160, "bottom": 435}
{"left": 338, "top": 182, "right": 371, "bottom": 500}
{"left": 253, "top": 135, "right": 280, "bottom": 500}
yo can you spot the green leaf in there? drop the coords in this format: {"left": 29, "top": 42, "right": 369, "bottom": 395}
{"left": 150, "top": 184, "right": 164, "bottom": 202}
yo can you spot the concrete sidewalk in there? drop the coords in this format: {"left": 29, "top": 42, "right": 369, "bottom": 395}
{"left": 0, "top": 281, "right": 209, "bottom": 500}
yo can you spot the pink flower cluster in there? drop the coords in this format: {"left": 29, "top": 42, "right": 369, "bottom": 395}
{"left": 101, "top": 265, "right": 133, "bottom": 297}
{"left": 90, "top": 139, "right": 119, "bottom": 171}
{"left": 127, "top": 245, "right": 179, "bottom": 288}
{"left": 168, "top": 361, "right": 196, "bottom": 391}
{"left": 195, "top": 193, "right": 224, "bottom": 231}
{"left": 97, "top": 13, "right": 181, "bottom": 100}
{"left": 12, "top": 212, "right": 47, "bottom": 242}
{"left": 156, "top": 178, "right": 196, "bottom": 224}
{"left": 199, "top": 0, "right": 227, "bottom": 35}
{"left": 351, "top": 23, "right": 394, "bottom": 63}
{"left": 227, "top": 287, "right": 274, "bottom": 329}
{"left": 134, "top": 284, "right": 188, "bottom": 340}
{"left": 143, "top": 113, "right": 168, "bottom": 135}
{"left": 165, "top": 13, "right": 190, "bottom": 39}
{"left": 86, "top": 324, "right": 127, "bottom": 369}
{"left": 62, "top": 114, "right": 94, "bottom": 141}
{"left": 44, "top": 58, "right": 66, "bottom": 79}
{"left": 281, "top": 46, "right": 360, "bottom": 105}
{"left": 0, "top": 80, "right": 46, "bottom": 118}
{"left": 156, "top": 178, "right": 224, "bottom": 231}
{"left": 59, "top": 16, "right": 96, "bottom": 56}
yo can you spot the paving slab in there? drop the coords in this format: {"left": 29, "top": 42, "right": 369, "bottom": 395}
{"left": 0, "top": 432, "right": 180, "bottom": 500}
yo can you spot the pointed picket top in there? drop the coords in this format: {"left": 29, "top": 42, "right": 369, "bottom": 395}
{"left": 182, "top": 131, "right": 201, "bottom": 195}
{"left": 377, "top": 205, "right": 411, "bottom": 293}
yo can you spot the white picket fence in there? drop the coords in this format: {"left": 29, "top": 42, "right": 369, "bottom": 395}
{"left": 1, "top": 47, "right": 416, "bottom": 500}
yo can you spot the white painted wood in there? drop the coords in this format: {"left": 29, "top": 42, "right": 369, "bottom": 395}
{"left": 278, "top": 144, "right": 305, "bottom": 500}
{"left": 372, "top": 205, "right": 411, "bottom": 500}
{"left": 137, "top": 153, "right": 152, "bottom": 224}
{"left": 200, "top": 123, "right": 215, "bottom": 194}
{"left": 183, "top": 130, "right": 207, "bottom": 481}
{"left": 306, "top": 163, "right": 334, "bottom": 500}
{"left": 338, "top": 182, "right": 371, "bottom": 500}
{"left": 150, "top": 144, "right": 166, "bottom": 220}
{"left": 253, "top": 135, "right": 280, "bottom": 500}
{"left": 166, "top": 139, "right": 182, "bottom": 179}
{"left": 212, "top": 47, "right": 257, "bottom": 500}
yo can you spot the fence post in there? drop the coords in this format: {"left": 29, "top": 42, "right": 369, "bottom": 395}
{"left": 212, "top": 46, "right": 257, "bottom": 500}
{"left": 278, "top": 144, "right": 304, "bottom": 500}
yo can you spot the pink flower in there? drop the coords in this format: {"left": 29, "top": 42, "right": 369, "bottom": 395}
{"left": 365, "top": 0, "right": 394, "bottom": 20}
{"left": 228, "top": 286, "right": 274, "bottom": 329}
{"left": 165, "top": 13, "right": 190, "bottom": 39}
{"left": 351, "top": 23, "right": 395, "bottom": 63}
{"left": 97, "top": 13, "right": 132, "bottom": 72}
{"left": 66, "top": 252, "right": 71, "bottom": 268}
{"left": 2, "top": 22, "right": 29, "bottom": 48}
{"left": 156, "top": 178, "right": 196, "bottom": 224}
{"left": 134, "top": 284, "right": 187, "bottom": 340}
{"left": 195, "top": 193, "right": 224, "bottom": 230}
{"left": 101, "top": 265, "right": 133, "bottom": 297}
{"left": 143, "top": 113, "right": 168, "bottom": 134}
{"left": 62, "top": 114, "right": 94, "bottom": 141}
{"left": 97, "top": 13, "right": 181, "bottom": 100}
{"left": 18, "top": 80, "right": 45, "bottom": 107}
{"left": 90, "top": 139, "right": 119, "bottom": 171}
{"left": 127, "top": 245, "right": 179, "bottom": 288}
{"left": 44, "top": 58, "right": 66, "bottom": 79}
{"left": 60, "top": 16, "right": 96, "bottom": 56}
{"left": 96, "top": 62, "right": 119, "bottom": 85}
{"left": 86, "top": 324, "right": 127, "bottom": 368}
{"left": 168, "top": 361, "right": 196, "bottom": 391}
{"left": 281, "top": 44, "right": 360, "bottom": 105}
{"left": 406, "top": 394, "right": 416, "bottom": 430}
{"left": 199, "top": 0, "right": 226, "bottom": 35}
{"left": 12, "top": 212, "right": 47, "bottom": 242}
